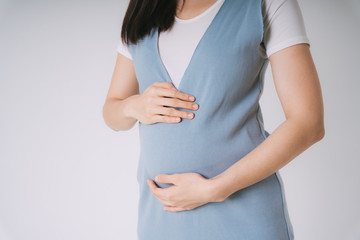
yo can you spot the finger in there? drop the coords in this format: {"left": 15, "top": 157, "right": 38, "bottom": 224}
{"left": 152, "top": 114, "right": 182, "bottom": 124}
{"left": 155, "top": 106, "right": 194, "bottom": 120}
{"left": 155, "top": 97, "right": 199, "bottom": 111}
{"left": 163, "top": 206, "right": 184, "bottom": 212}
{"left": 147, "top": 179, "right": 177, "bottom": 206}
{"left": 152, "top": 81, "right": 177, "bottom": 89}
{"left": 147, "top": 179, "right": 167, "bottom": 199}
{"left": 156, "top": 174, "right": 178, "bottom": 185}
{"left": 155, "top": 86, "right": 196, "bottom": 102}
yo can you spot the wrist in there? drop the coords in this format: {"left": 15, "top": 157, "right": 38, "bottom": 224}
{"left": 123, "top": 94, "right": 139, "bottom": 120}
{"left": 206, "top": 174, "right": 233, "bottom": 202}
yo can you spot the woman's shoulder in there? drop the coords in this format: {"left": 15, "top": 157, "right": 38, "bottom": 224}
{"left": 261, "top": 0, "right": 310, "bottom": 58}
{"left": 116, "top": 39, "right": 133, "bottom": 60}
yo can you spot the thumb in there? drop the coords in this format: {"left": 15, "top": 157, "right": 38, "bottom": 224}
{"left": 155, "top": 174, "right": 177, "bottom": 184}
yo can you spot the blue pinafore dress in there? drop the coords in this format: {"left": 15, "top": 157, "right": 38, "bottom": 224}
{"left": 127, "top": 0, "right": 294, "bottom": 239}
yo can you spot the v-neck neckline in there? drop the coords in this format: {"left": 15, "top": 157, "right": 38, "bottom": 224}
{"left": 153, "top": 0, "right": 229, "bottom": 92}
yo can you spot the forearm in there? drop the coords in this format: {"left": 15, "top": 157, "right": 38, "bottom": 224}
{"left": 208, "top": 118, "right": 325, "bottom": 202}
{"left": 102, "top": 94, "right": 139, "bottom": 131}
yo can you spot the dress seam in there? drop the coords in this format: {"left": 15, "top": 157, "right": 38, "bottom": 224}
{"left": 275, "top": 172, "right": 292, "bottom": 240}
{"left": 255, "top": 60, "right": 292, "bottom": 240}
{"left": 255, "top": 61, "right": 267, "bottom": 140}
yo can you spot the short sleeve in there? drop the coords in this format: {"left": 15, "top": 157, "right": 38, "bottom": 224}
{"left": 261, "top": 0, "right": 310, "bottom": 58}
{"left": 117, "top": 39, "right": 133, "bottom": 60}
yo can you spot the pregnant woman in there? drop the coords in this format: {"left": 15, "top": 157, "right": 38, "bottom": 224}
{"left": 103, "top": 0, "right": 325, "bottom": 239}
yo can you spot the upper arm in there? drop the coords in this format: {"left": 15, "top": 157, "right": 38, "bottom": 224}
{"left": 106, "top": 52, "right": 139, "bottom": 101}
{"left": 269, "top": 43, "right": 324, "bottom": 129}
{"left": 262, "top": 0, "right": 324, "bottom": 131}
{"left": 262, "top": 0, "right": 310, "bottom": 59}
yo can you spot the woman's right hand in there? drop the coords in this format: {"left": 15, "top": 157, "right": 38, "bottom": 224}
{"left": 131, "top": 81, "right": 199, "bottom": 124}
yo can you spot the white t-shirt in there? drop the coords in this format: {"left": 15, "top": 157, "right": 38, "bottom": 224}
{"left": 117, "top": 0, "right": 310, "bottom": 89}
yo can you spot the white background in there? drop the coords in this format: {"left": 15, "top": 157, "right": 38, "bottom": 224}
{"left": 0, "top": 0, "right": 359, "bottom": 239}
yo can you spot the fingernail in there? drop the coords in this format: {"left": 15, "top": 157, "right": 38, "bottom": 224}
{"left": 189, "top": 96, "right": 195, "bottom": 101}
{"left": 155, "top": 175, "right": 159, "bottom": 181}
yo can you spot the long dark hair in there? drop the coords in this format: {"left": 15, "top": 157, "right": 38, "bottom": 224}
{"left": 120, "top": 0, "right": 186, "bottom": 46}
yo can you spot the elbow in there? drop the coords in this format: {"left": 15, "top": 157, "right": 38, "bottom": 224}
{"left": 291, "top": 114, "right": 325, "bottom": 143}
{"left": 313, "top": 124, "right": 325, "bottom": 142}
{"left": 308, "top": 118, "right": 325, "bottom": 143}
{"left": 102, "top": 103, "right": 121, "bottom": 132}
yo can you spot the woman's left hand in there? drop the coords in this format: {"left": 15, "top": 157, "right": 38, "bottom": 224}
{"left": 147, "top": 172, "right": 220, "bottom": 212}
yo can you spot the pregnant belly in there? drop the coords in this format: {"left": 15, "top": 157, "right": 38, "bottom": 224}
{"left": 137, "top": 121, "right": 264, "bottom": 188}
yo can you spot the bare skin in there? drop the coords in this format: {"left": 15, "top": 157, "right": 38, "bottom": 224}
{"left": 103, "top": 1, "right": 325, "bottom": 213}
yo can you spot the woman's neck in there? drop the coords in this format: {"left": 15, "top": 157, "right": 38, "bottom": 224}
{"left": 176, "top": 0, "right": 219, "bottom": 20}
